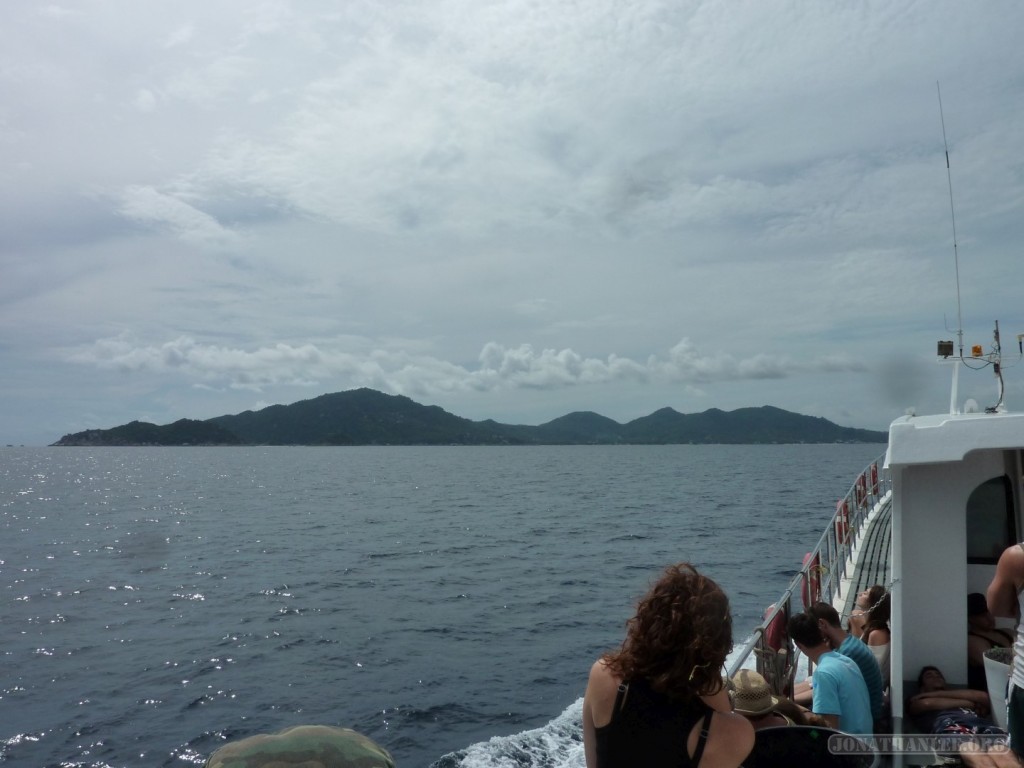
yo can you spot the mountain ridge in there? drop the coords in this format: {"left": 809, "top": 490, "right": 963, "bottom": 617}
{"left": 51, "top": 388, "right": 888, "bottom": 446}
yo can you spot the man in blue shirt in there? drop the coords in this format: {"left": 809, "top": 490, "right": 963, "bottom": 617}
{"left": 809, "top": 601, "right": 886, "bottom": 729}
{"left": 788, "top": 611, "right": 873, "bottom": 735}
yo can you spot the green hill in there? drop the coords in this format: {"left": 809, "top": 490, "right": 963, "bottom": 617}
{"left": 52, "top": 388, "right": 888, "bottom": 446}
{"left": 209, "top": 388, "right": 513, "bottom": 445}
{"left": 620, "top": 405, "right": 883, "bottom": 444}
{"left": 50, "top": 418, "right": 243, "bottom": 447}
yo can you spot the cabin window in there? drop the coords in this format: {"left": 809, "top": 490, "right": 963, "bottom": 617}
{"left": 966, "top": 475, "right": 1016, "bottom": 564}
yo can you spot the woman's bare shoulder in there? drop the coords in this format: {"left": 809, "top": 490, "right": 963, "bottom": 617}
{"left": 587, "top": 659, "right": 620, "bottom": 693}
{"left": 701, "top": 711, "right": 754, "bottom": 768}
{"left": 584, "top": 658, "right": 622, "bottom": 729}
{"left": 867, "top": 628, "right": 891, "bottom": 645}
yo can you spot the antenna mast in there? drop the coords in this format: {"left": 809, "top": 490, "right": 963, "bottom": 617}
{"left": 937, "top": 82, "right": 964, "bottom": 359}
{"left": 937, "top": 82, "right": 965, "bottom": 414}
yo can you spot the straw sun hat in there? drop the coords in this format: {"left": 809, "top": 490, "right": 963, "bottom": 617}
{"left": 730, "top": 669, "right": 779, "bottom": 717}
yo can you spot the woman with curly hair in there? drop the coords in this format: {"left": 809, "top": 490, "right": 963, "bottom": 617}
{"left": 582, "top": 563, "right": 753, "bottom": 768}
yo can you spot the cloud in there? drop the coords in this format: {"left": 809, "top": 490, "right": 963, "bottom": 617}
{"left": 134, "top": 89, "right": 157, "bottom": 113}
{"left": 117, "top": 185, "right": 241, "bottom": 249}
{"left": 164, "top": 55, "right": 255, "bottom": 107}
{"left": 66, "top": 334, "right": 868, "bottom": 399}
{"left": 40, "top": 5, "right": 78, "bottom": 19}
{"left": 652, "top": 340, "right": 867, "bottom": 384}
{"left": 163, "top": 24, "right": 194, "bottom": 49}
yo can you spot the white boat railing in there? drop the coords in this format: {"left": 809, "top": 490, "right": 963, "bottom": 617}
{"left": 726, "top": 451, "right": 891, "bottom": 693}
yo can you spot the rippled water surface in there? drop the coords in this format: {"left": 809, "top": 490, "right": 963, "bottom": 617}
{"left": 0, "top": 444, "right": 882, "bottom": 767}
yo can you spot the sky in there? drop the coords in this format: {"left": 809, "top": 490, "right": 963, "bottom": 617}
{"left": 3, "top": 1, "right": 1024, "bottom": 446}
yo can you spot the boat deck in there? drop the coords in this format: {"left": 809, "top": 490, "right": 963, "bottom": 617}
{"left": 838, "top": 497, "right": 893, "bottom": 622}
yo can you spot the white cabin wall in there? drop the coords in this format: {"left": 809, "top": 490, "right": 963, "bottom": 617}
{"left": 894, "top": 451, "right": 1009, "bottom": 695}
{"left": 894, "top": 463, "right": 969, "bottom": 688}
{"left": 893, "top": 449, "right": 1009, "bottom": 706}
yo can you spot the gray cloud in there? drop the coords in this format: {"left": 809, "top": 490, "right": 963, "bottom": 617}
{"left": 117, "top": 185, "right": 242, "bottom": 249}
{"left": 66, "top": 334, "right": 868, "bottom": 397}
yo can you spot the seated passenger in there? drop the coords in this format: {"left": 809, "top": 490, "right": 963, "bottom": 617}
{"left": 582, "top": 563, "right": 754, "bottom": 768}
{"left": 848, "top": 585, "right": 884, "bottom": 639}
{"left": 862, "top": 590, "right": 891, "bottom": 687}
{"left": 807, "top": 601, "right": 886, "bottom": 729}
{"left": 968, "top": 592, "right": 1014, "bottom": 691}
{"left": 908, "top": 666, "right": 1005, "bottom": 736}
{"left": 730, "top": 669, "right": 798, "bottom": 730}
{"left": 787, "top": 611, "right": 873, "bottom": 734}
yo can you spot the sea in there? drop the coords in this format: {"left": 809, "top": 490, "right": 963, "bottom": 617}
{"left": 0, "top": 443, "right": 884, "bottom": 767}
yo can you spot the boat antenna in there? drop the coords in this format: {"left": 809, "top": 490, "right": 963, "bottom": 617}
{"left": 934, "top": 86, "right": 1019, "bottom": 412}
{"left": 938, "top": 82, "right": 965, "bottom": 360}
{"left": 989, "top": 320, "right": 1005, "bottom": 412}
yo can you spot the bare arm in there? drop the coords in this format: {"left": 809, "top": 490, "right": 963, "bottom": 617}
{"left": 690, "top": 711, "right": 754, "bottom": 768}
{"left": 959, "top": 741, "right": 1024, "bottom": 767}
{"left": 583, "top": 661, "right": 618, "bottom": 768}
{"left": 582, "top": 693, "right": 596, "bottom": 768}
{"left": 968, "top": 634, "right": 993, "bottom": 667}
{"left": 909, "top": 690, "right": 991, "bottom": 716}
{"left": 988, "top": 545, "right": 1024, "bottom": 619}
{"left": 819, "top": 713, "right": 840, "bottom": 729}
{"left": 848, "top": 612, "right": 867, "bottom": 638}
{"left": 913, "top": 688, "right": 990, "bottom": 705}
{"left": 792, "top": 679, "right": 813, "bottom": 707}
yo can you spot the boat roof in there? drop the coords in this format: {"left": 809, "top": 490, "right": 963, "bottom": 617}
{"left": 885, "top": 409, "right": 1024, "bottom": 467}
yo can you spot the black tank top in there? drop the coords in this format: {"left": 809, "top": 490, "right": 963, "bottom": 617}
{"left": 594, "top": 679, "right": 714, "bottom": 768}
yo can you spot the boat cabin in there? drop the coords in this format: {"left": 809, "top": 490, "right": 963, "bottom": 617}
{"left": 886, "top": 409, "right": 1024, "bottom": 752}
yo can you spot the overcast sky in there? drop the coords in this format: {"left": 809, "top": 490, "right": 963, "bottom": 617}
{"left": 3, "top": 1, "right": 1024, "bottom": 445}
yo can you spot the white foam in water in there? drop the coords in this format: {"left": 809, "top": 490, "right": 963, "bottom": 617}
{"left": 442, "top": 699, "right": 586, "bottom": 768}
{"left": 727, "top": 634, "right": 756, "bottom": 671}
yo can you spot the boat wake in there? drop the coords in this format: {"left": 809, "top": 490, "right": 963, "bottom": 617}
{"left": 432, "top": 700, "right": 585, "bottom": 768}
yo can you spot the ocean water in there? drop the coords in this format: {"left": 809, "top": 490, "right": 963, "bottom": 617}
{"left": 0, "top": 443, "right": 883, "bottom": 767}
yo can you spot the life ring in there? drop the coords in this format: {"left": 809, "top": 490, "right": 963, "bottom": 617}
{"left": 835, "top": 499, "right": 850, "bottom": 544}
{"left": 855, "top": 474, "right": 868, "bottom": 508}
{"left": 869, "top": 463, "right": 879, "bottom": 494}
{"left": 801, "top": 552, "right": 821, "bottom": 609}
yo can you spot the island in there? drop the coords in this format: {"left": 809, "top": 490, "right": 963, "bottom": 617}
{"left": 51, "top": 388, "right": 888, "bottom": 446}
